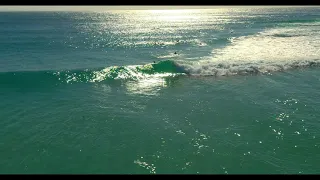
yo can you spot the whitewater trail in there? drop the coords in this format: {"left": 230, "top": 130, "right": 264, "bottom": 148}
{"left": 175, "top": 23, "right": 320, "bottom": 77}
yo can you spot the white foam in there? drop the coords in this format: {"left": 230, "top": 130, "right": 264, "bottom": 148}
{"left": 177, "top": 23, "right": 320, "bottom": 76}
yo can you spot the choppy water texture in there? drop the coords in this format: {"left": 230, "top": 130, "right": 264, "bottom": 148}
{"left": 0, "top": 7, "right": 320, "bottom": 174}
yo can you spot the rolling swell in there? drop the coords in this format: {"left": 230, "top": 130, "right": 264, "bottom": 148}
{"left": 0, "top": 60, "right": 187, "bottom": 88}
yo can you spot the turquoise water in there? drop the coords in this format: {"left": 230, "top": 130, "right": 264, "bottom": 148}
{"left": 0, "top": 7, "right": 320, "bottom": 174}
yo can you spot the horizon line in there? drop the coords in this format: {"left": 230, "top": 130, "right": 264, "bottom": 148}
{"left": 0, "top": 6, "right": 317, "bottom": 12}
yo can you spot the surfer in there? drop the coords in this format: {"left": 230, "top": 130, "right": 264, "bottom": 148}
{"left": 174, "top": 52, "right": 177, "bottom": 55}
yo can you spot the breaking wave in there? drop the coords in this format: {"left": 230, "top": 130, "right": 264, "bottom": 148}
{"left": 1, "top": 22, "right": 320, "bottom": 87}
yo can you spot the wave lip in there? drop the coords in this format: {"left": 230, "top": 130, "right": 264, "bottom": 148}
{"left": 87, "top": 60, "right": 187, "bottom": 83}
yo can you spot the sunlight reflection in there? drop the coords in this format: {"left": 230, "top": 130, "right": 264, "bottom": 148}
{"left": 125, "top": 77, "right": 167, "bottom": 96}
{"left": 142, "top": 9, "right": 201, "bottom": 22}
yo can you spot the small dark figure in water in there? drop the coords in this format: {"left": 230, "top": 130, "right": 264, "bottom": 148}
{"left": 153, "top": 61, "right": 156, "bottom": 63}
{"left": 174, "top": 52, "right": 177, "bottom": 54}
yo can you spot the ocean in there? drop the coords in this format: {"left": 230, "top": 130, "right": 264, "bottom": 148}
{"left": 0, "top": 7, "right": 319, "bottom": 174}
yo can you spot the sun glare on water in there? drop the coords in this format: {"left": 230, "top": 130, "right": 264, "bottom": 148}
{"left": 140, "top": 9, "right": 202, "bottom": 21}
